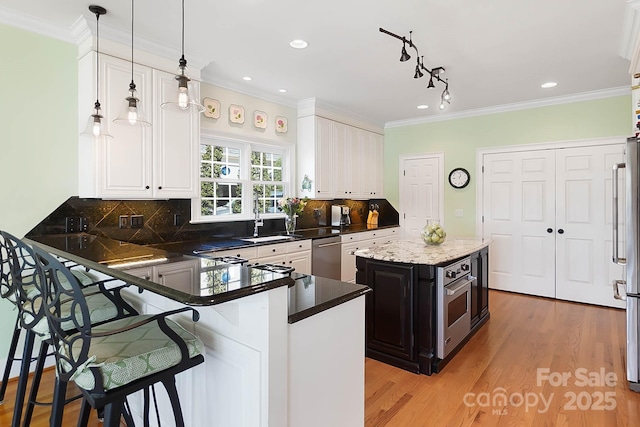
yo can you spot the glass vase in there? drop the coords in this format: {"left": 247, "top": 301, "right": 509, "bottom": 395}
{"left": 285, "top": 214, "right": 296, "bottom": 235}
{"left": 421, "top": 219, "right": 446, "bottom": 245}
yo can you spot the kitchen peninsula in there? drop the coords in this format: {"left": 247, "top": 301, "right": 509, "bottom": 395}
{"left": 355, "top": 238, "right": 490, "bottom": 375}
{"left": 26, "top": 233, "right": 371, "bottom": 427}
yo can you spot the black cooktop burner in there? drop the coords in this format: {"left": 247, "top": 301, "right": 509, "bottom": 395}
{"left": 251, "top": 263, "right": 295, "bottom": 275}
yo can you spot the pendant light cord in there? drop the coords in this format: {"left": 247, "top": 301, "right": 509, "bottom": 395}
{"left": 130, "top": 0, "right": 135, "bottom": 90}
{"left": 181, "top": 0, "right": 185, "bottom": 57}
{"left": 95, "top": 11, "right": 100, "bottom": 107}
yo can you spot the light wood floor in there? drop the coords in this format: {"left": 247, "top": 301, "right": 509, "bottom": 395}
{"left": 365, "top": 290, "right": 640, "bottom": 426}
{"left": 1, "top": 290, "right": 639, "bottom": 426}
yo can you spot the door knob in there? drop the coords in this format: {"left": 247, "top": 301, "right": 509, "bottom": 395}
{"left": 558, "top": 229, "right": 564, "bottom": 234}
{"left": 546, "top": 228, "right": 553, "bottom": 233}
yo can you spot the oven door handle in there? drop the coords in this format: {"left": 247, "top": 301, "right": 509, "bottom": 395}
{"left": 446, "top": 276, "right": 476, "bottom": 296}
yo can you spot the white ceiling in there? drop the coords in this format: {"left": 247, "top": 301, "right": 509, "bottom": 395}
{"left": 0, "top": 0, "right": 633, "bottom": 127}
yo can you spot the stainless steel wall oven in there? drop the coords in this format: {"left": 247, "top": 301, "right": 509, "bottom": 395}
{"left": 437, "top": 257, "right": 475, "bottom": 359}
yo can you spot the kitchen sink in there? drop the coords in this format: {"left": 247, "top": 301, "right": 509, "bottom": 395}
{"left": 238, "top": 235, "right": 295, "bottom": 244}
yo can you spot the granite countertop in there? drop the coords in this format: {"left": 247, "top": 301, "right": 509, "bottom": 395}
{"left": 26, "top": 232, "right": 374, "bottom": 320}
{"left": 148, "top": 223, "right": 400, "bottom": 255}
{"left": 26, "top": 234, "right": 294, "bottom": 306}
{"left": 354, "top": 238, "right": 490, "bottom": 266}
{"left": 287, "top": 273, "right": 371, "bottom": 323}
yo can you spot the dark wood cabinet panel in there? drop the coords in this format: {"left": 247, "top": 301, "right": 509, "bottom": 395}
{"left": 365, "top": 261, "right": 415, "bottom": 361}
{"left": 358, "top": 257, "right": 436, "bottom": 374}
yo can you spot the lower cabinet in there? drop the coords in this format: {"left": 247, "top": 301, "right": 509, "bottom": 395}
{"left": 357, "top": 248, "right": 489, "bottom": 375}
{"left": 357, "top": 257, "right": 436, "bottom": 374}
{"left": 364, "top": 261, "right": 415, "bottom": 361}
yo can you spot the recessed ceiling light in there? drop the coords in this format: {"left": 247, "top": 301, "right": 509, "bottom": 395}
{"left": 417, "top": 104, "right": 429, "bottom": 110}
{"left": 243, "top": 76, "right": 252, "bottom": 81}
{"left": 278, "top": 89, "right": 287, "bottom": 93}
{"left": 541, "top": 82, "right": 557, "bottom": 88}
{"left": 289, "top": 39, "right": 308, "bottom": 49}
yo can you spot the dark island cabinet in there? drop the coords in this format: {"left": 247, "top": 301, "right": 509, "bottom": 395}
{"left": 470, "top": 247, "right": 489, "bottom": 328}
{"left": 356, "top": 257, "right": 435, "bottom": 374}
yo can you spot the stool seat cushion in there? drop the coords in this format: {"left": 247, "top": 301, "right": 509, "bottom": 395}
{"left": 30, "top": 292, "right": 122, "bottom": 338}
{"left": 61, "top": 315, "right": 204, "bottom": 392}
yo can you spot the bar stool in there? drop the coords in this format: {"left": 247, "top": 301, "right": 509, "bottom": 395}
{"left": 1, "top": 231, "right": 139, "bottom": 426}
{"left": 32, "top": 245, "right": 205, "bottom": 427}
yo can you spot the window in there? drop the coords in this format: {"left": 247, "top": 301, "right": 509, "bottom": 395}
{"left": 193, "top": 134, "right": 293, "bottom": 222}
{"left": 252, "top": 150, "right": 284, "bottom": 214}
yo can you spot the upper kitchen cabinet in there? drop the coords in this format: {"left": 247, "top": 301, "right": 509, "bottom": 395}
{"left": 360, "top": 131, "right": 384, "bottom": 197}
{"left": 297, "top": 113, "right": 384, "bottom": 199}
{"left": 78, "top": 52, "right": 200, "bottom": 199}
{"left": 297, "top": 115, "right": 334, "bottom": 198}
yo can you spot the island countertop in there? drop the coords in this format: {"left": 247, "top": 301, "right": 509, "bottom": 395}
{"left": 354, "top": 238, "right": 490, "bottom": 265}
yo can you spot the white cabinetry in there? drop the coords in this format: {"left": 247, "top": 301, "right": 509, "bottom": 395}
{"left": 340, "top": 228, "right": 399, "bottom": 283}
{"left": 361, "top": 132, "right": 384, "bottom": 197}
{"left": 124, "top": 259, "right": 200, "bottom": 295}
{"left": 297, "top": 115, "right": 383, "bottom": 199}
{"left": 78, "top": 52, "right": 199, "bottom": 199}
{"left": 254, "top": 240, "right": 312, "bottom": 275}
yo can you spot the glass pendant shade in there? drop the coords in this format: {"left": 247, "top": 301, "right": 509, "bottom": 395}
{"left": 81, "top": 102, "right": 112, "bottom": 138}
{"left": 161, "top": 58, "right": 205, "bottom": 113}
{"left": 114, "top": 83, "right": 150, "bottom": 126}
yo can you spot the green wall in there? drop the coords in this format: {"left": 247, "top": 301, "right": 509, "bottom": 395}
{"left": 0, "top": 24, "right": 78, "bottom": 358}
{"left": 384, "top": 96, "right": 631, "bottom": 237}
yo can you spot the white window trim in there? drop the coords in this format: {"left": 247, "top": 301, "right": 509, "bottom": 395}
{"left": 191, "top": 130, "right": 296, "bottom": 223}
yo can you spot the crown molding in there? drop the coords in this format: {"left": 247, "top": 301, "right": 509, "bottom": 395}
{"left": 296, "top": 97, "right": 385, "bottom": 134}
{"left": 0, "top": 5, "right": 76, "bottom": 43}
{"left": 201, "top": 72, "right": 298, "bottom": 109}
{"left": 0, "top": 6, "right": 209, "bottom": 71}
{"left": 384, "top": 86, "right": 630, "bottom": 129}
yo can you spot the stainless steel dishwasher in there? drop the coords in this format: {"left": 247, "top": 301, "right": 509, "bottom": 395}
{"left": 312, "top": 236, "right": 342, "bottom": 280}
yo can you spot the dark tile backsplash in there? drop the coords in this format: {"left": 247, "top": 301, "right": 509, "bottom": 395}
{"left": 27, "top": 197, "right": 399, "bottom": 245}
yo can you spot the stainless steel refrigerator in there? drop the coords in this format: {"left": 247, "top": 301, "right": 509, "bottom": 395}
{"left": 612, "top": 136, "right": 640, "bottom": 392}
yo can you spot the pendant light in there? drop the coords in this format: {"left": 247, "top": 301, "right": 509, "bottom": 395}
{"left": 81, "top": 5, "right": 112, "bottom": 138}
{"left": 161, "top": 0, "right": 204, "bottom": 113}
{"left": 114, "top": 0, "right": 150, "bottom": 126}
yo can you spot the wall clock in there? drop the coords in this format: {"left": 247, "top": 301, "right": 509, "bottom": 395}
{"left": 448, "top": 167, "right": 470, "bottom": 189}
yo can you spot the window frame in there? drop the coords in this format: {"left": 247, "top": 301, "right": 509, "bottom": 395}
{"left": 191, "top": 131, "right": 295, "bottom": 223}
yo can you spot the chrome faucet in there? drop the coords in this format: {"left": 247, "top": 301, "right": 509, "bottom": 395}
{"left": 253, "top": 192, "right": 263, "bottom": 237}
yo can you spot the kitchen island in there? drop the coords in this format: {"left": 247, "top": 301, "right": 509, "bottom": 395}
{"left": 355, "top": 238, "right": 490, "bottom": 374}
{"left": 26, "top": 233, "right": 370, "bottom": 427}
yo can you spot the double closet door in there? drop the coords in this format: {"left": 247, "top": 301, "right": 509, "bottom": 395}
{"left": 482, "top": 143, "right": 625, "bottom": 308}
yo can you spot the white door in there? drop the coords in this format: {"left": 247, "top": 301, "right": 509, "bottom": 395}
{"left": 482, "top": 143, "right": 625, "bottom": 308}
{"left": 400, "top": 155, "right": 443, "bottom": 238}
{"left": 555, "top": 145, "right": 625, "bottom": 307}
{"left": 483, "top": 150, "right": 556, "bottom": 297}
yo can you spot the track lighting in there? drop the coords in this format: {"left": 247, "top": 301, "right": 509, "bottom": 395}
{"left": 161, "top": 0, "right": 204, "bottom": 113}
{"left": 380, "top": 27, "right": 452, "bottom": 110}
{"left": 81, "top": 5, "right": 112, "bottom": 138}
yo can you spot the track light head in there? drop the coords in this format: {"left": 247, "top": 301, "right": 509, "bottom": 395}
{"left": 400, "top": 42, "right": 411, "bottom": 62}
{"left": 427, "top": 75, "right": 435, "bottom": 88}
{"left": 414, "top": 65, "right": 424, "bottom": 79}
